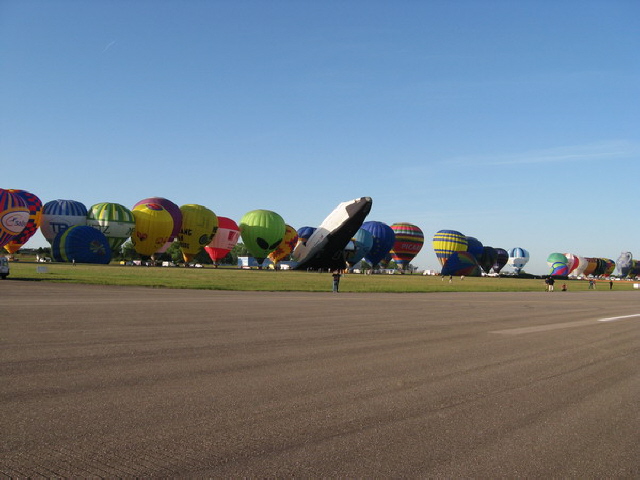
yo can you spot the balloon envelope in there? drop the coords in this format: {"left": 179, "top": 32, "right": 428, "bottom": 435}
{"left": 205, "top": 217, "right": 240, "bottom": 264}
{"left": 479, "top": 246, "right": 498, "bottom": 274}
{"left": 465, "top": 236, "right": 484, "bottom": 262}
{"left": 345, "top": 228, "right": 374, "bottom": 267}
{"left": 131, "top": 203, "right": 174, "bottom": 257}
{"left": 134, "top": 197, "right": 183, "bottom": 254}
{"left": 178, "top": 204, "right": 218, "bottom": 263}
{"left": 493, "top": 248, "right": 509, "bottom": 273}
{"left": 616, "top": 252, "right": 632, "bottom": 277}
{"left": 52, "top": 225, "right": 111, "bottom": 264}
{"left": 40, "top": 199, "right": 88, "bottom": 244}
{"left": 3, "top": 190, "right": 42, "bottom": 254}
{"left": 239, "top": 210, "right": 286, "bottom": 262}
{"left": 361, "top": 221, "right": 395, "bottom": 268}
{"left": 0, "top": 188, "right": 29, "bottom": 249}
{"left": 508, "top": 247, "right": 530, "bottom": 274}
{"left": 268, "top": 225, "right": 298, "bottom": 265}
{"left": 441, "top": 251, "right": 482, "bottom": 277}
{"left": 87, "top": 202, "right": 135, "bottom": 254}
{"left": 389, "top": 223, "right": 424, "bottom": 268}
{"left": 433, "top": 230, "right": 468, "bottom": 267}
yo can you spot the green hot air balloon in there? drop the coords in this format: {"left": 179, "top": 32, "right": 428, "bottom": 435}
{"left": 239, "top": 210, "right": 286, "bottom": 264}
{"left": 86, "top": 202, "right": 135, "bottom": 254}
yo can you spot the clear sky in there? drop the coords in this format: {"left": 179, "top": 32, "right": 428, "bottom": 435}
{"left": 1, "top": 0, "right": 638, "bottom": 274}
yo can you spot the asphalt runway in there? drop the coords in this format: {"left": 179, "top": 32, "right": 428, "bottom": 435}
{"left": 1, "top": 282, "right": 639, "bottom": 477}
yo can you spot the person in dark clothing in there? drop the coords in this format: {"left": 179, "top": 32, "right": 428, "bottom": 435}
{"left": 332, "top": 270, "right": 341, "bottom": 293}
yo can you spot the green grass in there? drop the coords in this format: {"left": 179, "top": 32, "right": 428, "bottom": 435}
{"left": 4, "top": 261, "right": 636, "bottom": 293}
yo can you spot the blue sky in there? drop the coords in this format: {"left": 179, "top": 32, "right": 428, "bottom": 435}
{"left": 1, "top": 0, "right": 638, "bottom": 274}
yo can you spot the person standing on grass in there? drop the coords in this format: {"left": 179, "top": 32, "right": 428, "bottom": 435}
{"left": 547, "top": 276, "right": 555, "bottom": 292}
{"left": 332, "top": 270, "right": 341, "bottom": 293}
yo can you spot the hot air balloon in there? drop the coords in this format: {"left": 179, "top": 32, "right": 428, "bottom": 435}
{"left": 296, "top": 226, "right": 316, "bottom": 247}
{"left": 361, "top": 221, "right": 395, "bottom": 268}
{"left": 40, "top": 199, "right": 88, "bottom": 245}
{"left": 432, "top": 230, "right": 468, "bottom": 268}
{"left": 0, "top": 188, "right": 29, "bottom": 249}
{"left": 3, "top": 190, "right": 42, "bottom": 254}
{"left": 204, "top": 217, "right": 240, "bottom": 265}
{"left": 268, "top": 225, "right": 298, "bottom": 267}
{"left": 507, "top": 247, "right": 530, "bottom": 274}
{"left": 131, "top": 203, "right": 174, "bottom": 257}
{"left": 345, "top": 228, "right": 374, "bottom": 268}
{"left": 479, "top": 246, "right": 498, "bottom": 274}
{"left": 87, "top": 202, "right": 135, "bottom": 254}
{"left": 493, "top": 248, "right": 509, "bottom": 274}
{"left": 441, "top": 251, "right": 482, "bottom": 277}
{"left": 465, "top": 236, "right": 484, "bottom": 263}
{"left": 573, "top": 256, "right": 589, "bottom": 277}
{"left": 52, "top": 225, "right": 111, "bottom": 264}
{"left": 389, "top": 223, "right": 424, "bottom": 270}
{"left": 563, "top": 253, "right": 580, "bottom": 275}
{"left": 582, "top": 257, "right": 598, "bottom": 277}
{"left": 134, "top": 197, "right": 182, "bottom": 255}
{"left": 293, "top": 197, "right": 372, "bottom": 271}
{"left": 603, "top": 259, "right": 616, "bottom": 277}
{"left": 178, "top": 204, "right": 218, "bottom": 263}
{"left": 547, "top": 253, "right": 568, "bottom": 276}
{"left": 239, "top": 209, "right": 285, "bottom": 264}
{"left": 616, "top": 252, "right": 633, "bottom": 277}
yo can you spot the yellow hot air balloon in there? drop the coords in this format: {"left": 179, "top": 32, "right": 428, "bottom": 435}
{"left": 268, "top": 225, "right": 298, "bottom": 268}
{"left": 131, "top": 203, "right": 174, "bottom": 257}
{"left": 178, "top": 204, "right": 218, "bottom": 263}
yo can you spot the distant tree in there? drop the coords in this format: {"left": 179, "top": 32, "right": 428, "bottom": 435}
{"left": 119, "top": 241, "right": 139, "bottom": 261}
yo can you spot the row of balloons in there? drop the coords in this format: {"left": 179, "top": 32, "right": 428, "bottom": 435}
{"left": 1, "top": 189, "right": 539, "bottom": 272}
{"left": 431, "top": 229, "right": 528, "bottom": 276}
{"left": 547, "top": 252, "right": 640, "bottom": 278}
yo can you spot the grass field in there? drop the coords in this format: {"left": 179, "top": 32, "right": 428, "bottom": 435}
{"left": 3, "top": 260, "right": 636, "bottom": 293}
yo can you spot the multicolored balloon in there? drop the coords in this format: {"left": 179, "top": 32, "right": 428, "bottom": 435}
{"left": 0, "top": 188, "right": 29, "bottom": 249}
{"left": 3, "top": 190, "right": 42, "bottom": 254}
{"left": 441, "top": 251, "right": 482, "bottom": 277}
{"left": 389, "top": 223, "right": 424, "bottom": 269}
{"left": 345, "top": 228, "right": 374, "bottom": 267}
{"left": 507, "top": 247, "right": 530, "bottom": 274}
{"left": 131, "top": 203, "right": 174, "bottom": 257}
{"left": 573, "top": 256, "right": 589, "bottom": 277}
{"left": 239, "top": 210, "right": 286, "bottom": 262}
{"left": 52, "top": 225, "right": 111, "bottom": 264}
{"left": 86, "top": 202, "right": 135, "bottom": 254}
{"left": 582, "top": 257, "right": 598, "bottom": 277}
{"left": 133, "top": 197, "right": 182, "bottom": 254}
{"left": 40, "top": 199, "right": 88, "bottom": 244}
{"left": 563, "top": 253, "right": 580, "bottom": 275}
{"left": 361, "top": 221, "right": 395, "bottom": 268}
{"left": 433, "top": 230, "right": 468, "bottom": 267}
{"left": 178, "top": 204, "right": 218, "bottom": 263}
{"left": 547, "top": 253, "right": 568, "bottom": 276}
{"left": 205, "top": 217, "right": 240, "bottom": 264}
{"left": 295, "top": 226, "right": 316, "bottom": 249}
{"left": 268, "top": 225, "right": 298, "bottom": 266}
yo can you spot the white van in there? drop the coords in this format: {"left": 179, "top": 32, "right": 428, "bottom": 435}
{"left": 0, "top": 256, "right": 9, "bottom": 279}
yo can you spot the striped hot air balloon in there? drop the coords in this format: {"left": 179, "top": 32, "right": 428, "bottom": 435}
{"left": 40, "top": 199, "right": 88, "bottom": 245}
{"left": 389, "top": 223, "right": 424, "bottom": 269}
{"left": 87, "top": 202, "right": 135, "bottom": 254}
{"left": 3, "top": 190, "right": 42, "bottom": 254}
{"left": 507, "top": 247, "right": 530, "bottom": 274}
{"left": 432, "top": 230, "right": 468, "bottom": 267}
{"left": 0, "top": 188, "right": 29, "bottom": 249}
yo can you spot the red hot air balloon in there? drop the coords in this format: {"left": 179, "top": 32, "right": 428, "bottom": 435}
{"left": 205, "top": 217, "right": 240, "bottom": 265}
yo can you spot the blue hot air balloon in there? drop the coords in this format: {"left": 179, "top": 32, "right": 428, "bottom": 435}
{"left": 465, "top": 236, "right": 484, "bottom": 262}
{"left": 40, "top": 199, "right": 88, "bottom": 245}
{"left": 361, "top": 221, "right": 395, "bottom": 268}
{"left": 52, "top": 225, "right": 112, "bottom": 264}
{"left": 345, "top": 228, "right": 374, "bottom": 267}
